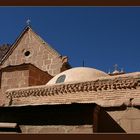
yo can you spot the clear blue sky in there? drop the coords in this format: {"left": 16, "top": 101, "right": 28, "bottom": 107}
{"left": 0, "top": 7, "right": 140, "bottom": 73}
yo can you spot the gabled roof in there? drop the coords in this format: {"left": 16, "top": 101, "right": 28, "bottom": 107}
{"left": 0, "top": 26, "right": 61, "bottom": 65}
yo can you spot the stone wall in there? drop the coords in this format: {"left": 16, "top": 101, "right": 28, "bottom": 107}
{"left": 107, "top": 107, "right": 140, "bottom": 133}
{"left": 1, "top": 70, "right": 29, "bottom": 95}
{"left": 0, "top": 64, "right": 53, "bottom": 93}
{"left": 0, "top": 64, "right": 53, "bottom": 105}
{"left": 0, "top": 69, "right": 29, "bottom": 106}
{"left": 1, "top": 27, "right": 70, "bottom": 76}
{"left": 19, "top": 125, "right": 93, "bottom": 134}
{"left": 7, "top": 85, "right": 140, "bottom": 107}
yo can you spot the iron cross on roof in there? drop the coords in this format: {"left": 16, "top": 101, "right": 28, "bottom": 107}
{"left": 114, "top": 64, "right": 118, "bottom": 71}
{"left": 26, "top": 19, "right": 31, "bottom": 26}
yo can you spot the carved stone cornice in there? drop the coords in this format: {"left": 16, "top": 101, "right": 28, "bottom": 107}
{"left": 6, "top": 76, "right": 140, "bottom": 99}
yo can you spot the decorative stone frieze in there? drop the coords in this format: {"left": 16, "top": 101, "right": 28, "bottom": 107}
{"left": 6, "top": 76, "right": 140, "bottom": 99}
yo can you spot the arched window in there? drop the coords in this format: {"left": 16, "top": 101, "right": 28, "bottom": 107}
{"left": 56, "top": 74, "right": 66, "bottom": 84}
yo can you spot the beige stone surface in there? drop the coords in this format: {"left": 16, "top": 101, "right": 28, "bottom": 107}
{"left": 5, "top": 88, "right": 140, "bottom": 107}
{"left": 108, "top": 107, "right": 140, "bottom": 133}
{"left": 132, "top": 119, "right": 140, "bottom": 132}
{"left": 0, "top": 123, "right": 17, "bottom": 128}
{"left": 119, "top": 119, "right": 132, "bottom": 132}
{"left": 107, "top": 111, "right": 126, "bottom": 122}
{"left": 1, "top": 70, "right": 29, "bottom": 94}
{"left": 121, "top": 108, "right": 140, "bottom": 119}
{"left": 20, "top": 125, "right": 93, "bottom": 134}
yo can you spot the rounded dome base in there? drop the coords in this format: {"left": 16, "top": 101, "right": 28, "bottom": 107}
{"left": 47, "top": 67, "right": 110, "bottom": 85}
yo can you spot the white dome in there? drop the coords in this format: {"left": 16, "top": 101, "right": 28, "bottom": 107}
{"left": 47, "top": 67, "right": 109, "bottom": 85}
{"left": 113, "top": 70, "right": 120, "bottom": 74}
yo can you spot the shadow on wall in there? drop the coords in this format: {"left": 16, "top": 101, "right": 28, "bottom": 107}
{"left": 97, "top": 107, "right": 126, "bottom": 133}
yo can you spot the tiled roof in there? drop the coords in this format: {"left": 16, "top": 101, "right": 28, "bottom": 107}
{"left": 5, "top": 72, "right": 140, "bottom": 107}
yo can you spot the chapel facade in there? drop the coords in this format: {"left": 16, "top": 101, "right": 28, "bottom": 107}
{"left": 0, "top": 25, "right": 140, "bottom": 134}
{"left": 0, "top": 26, "right": 70, "bottom": 105}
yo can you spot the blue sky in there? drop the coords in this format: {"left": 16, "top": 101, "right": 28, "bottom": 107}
{"left": 0, "top": 7, "right": 140, "bottom": 73}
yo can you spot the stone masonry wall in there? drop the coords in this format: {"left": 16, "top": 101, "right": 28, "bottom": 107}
{"left": 0, "top": 64, "right": 53, "bottom": 106}
{"left": 1, "top": 28, "right": 68, "bottom": 76}
{"left": 7, "top": 85, "right": 140, "bottom": 107}
{"left": 0, "top": 70, "right": 29, "bottom": 105}
{"left": 20, "top": 125, "right": 93, "bottom": 134}
{"left": 1, "top": 70, "right": 29, "bottom": 94}
{"left": 107, "top": 107, "right": 140, "bottom": 133}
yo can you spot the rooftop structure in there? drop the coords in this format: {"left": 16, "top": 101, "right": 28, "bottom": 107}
{"left": 0, "top": 25, "right": 140, "bottom": 133}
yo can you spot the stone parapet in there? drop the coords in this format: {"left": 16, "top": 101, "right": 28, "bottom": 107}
{"left": 5, "top": 74, "right": 140, "bottom": 107}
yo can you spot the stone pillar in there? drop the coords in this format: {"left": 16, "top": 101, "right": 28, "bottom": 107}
{"left": 93, "top": 105, "right": 100, "bottom": 132}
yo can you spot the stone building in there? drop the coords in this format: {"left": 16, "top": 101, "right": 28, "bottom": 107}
{"left": 0, "top": 26, "right": 70, "bottom": 105}
{"left": 0, "top": 25, "right": 140, "bottom": 134}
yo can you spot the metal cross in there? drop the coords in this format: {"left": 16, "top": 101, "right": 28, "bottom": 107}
{"left": 26, "top": 19, "right": 31, "bottom": 26}
{"left": 121, "top": 68, "right": 124, "bottom": 73}
{"left": 114, "top": 64, "right": 118, "bottom": 71}
{"left": 108, "top": 69, "right": 111, "bottom": 74}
